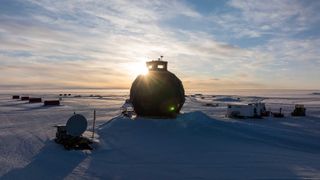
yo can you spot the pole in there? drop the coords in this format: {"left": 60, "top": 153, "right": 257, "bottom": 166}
{"left": 92, "top": 109, "right": 96, "bottom": 139}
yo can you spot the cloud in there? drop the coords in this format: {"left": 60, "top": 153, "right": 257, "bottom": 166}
{"left": 0, "top": 0, "right": 319, "bottom": 90}
{"left": 206, "top": 0, "right": 320, "bottom": 39}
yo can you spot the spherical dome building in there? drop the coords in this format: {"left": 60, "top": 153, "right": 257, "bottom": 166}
{"left": 130, "top": 58, "right": 185, "bottom": 117}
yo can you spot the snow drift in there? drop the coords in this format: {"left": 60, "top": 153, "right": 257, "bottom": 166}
{"left": 1, "top": 93, "right": 320, "bottom": 179}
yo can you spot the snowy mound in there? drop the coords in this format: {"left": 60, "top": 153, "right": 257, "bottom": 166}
{"left": 2, "top": 92, "right": 320, "bottom": 179}
{"left": 94, "top": 111, "right": 320, "bottom": 179}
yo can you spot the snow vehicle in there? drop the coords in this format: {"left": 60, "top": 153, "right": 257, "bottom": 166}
{"left": 120, "top": 99, "right": 136, "bottom": 118}
{"left": 291, "top": 104, "right": 306, "bottom": 116}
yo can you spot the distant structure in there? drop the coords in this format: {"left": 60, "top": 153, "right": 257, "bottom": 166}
{"left": 44, "top": 100, "right": 60, "bottom": 106}
{"left": 130, "top": 56, "right": 185, "bottom": 117}
{"left": 12, "top": 95, "right": 20, "bottom": 99}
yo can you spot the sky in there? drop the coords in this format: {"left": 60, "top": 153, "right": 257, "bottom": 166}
{"left": 1, "top": 0, "right": 320, "bottom": 91}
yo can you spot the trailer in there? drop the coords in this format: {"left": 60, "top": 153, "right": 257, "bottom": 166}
{"left": 227, "top": 103, "right": 266, "bottom": 118}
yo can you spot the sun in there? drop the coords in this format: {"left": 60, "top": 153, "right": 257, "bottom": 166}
{"left": 139, "top": 65, "right": 149, "bottom": 75}
{"left": 129, "top": 63, "right": 149, "bottom": 76}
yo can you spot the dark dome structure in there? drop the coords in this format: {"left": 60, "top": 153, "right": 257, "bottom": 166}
{"left": 130, "top": 57, "right": 185, "bottom": 117}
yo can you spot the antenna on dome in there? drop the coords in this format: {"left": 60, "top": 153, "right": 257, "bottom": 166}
{"left": 157, "top": 55, "right": 164, "bottom": 61}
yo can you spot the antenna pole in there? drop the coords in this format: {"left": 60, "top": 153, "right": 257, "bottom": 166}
{"left": 92, "top": 109, "right": 96, "bottom": 139}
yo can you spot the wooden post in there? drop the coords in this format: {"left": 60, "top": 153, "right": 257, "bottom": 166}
{"left": 92, "top": 109, "right": 96, "bottom": 139}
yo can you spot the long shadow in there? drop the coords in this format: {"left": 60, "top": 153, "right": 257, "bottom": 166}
{"left": 0, "top": 102, "right": 61, "bottom": 111}
{"left": 0, "top": 101, "right": 29, "bottom": 107}
{"left": 13, "top": 105, "right": 65, "bottom": 112}
{"left": 2, "top": 140, "right": 87, "bottom": 180}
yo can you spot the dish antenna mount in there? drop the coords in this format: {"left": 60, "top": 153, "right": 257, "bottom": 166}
{"left": 66, "top": 114, "right": 88, "bottom": 136}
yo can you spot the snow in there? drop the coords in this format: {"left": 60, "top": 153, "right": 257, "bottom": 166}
{"left": 0, "top": 90, "right": 320, "bottom": 179}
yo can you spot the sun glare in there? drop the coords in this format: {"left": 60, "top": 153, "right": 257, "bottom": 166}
{"left": 140, "top": 66, "right": 149, "bottom": 75}
{"left": 129, "top": 63, "right": 149, "bottom": 76}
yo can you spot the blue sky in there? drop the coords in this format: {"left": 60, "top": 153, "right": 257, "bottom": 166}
{"left": 1, "top": 0, "right": 320, "bottom": 90}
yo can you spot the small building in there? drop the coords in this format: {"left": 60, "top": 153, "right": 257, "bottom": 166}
{"left": 29, "top": 98, "right": 42, "bottom": 103}
{"left": 227, "top": 103, "right": 266, "bottom": 118}
{"left": 12, "top": 95, "right": 20, "bottom": 99}
{"left": 44, "top": 100, "right": 60, "bottom": 106}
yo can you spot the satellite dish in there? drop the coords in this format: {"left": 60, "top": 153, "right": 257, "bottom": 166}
{"left": 66, "top": 114, "right": 88, "bottom": 136}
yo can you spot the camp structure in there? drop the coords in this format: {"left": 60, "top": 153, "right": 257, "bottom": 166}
{"left": 44, "top": 100, "right": 60, "bottom": 106}
{"left": 227, "top": 103, "right": 267, "bottom": 118}
{"left": 130, "top": 56, "right": 185, "bottom": 117}
{"left": 29, "top": 98, "right": 42, "bottom": 103}
{"left": 12, "top": 95, "right": 20, "bottom": 99}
